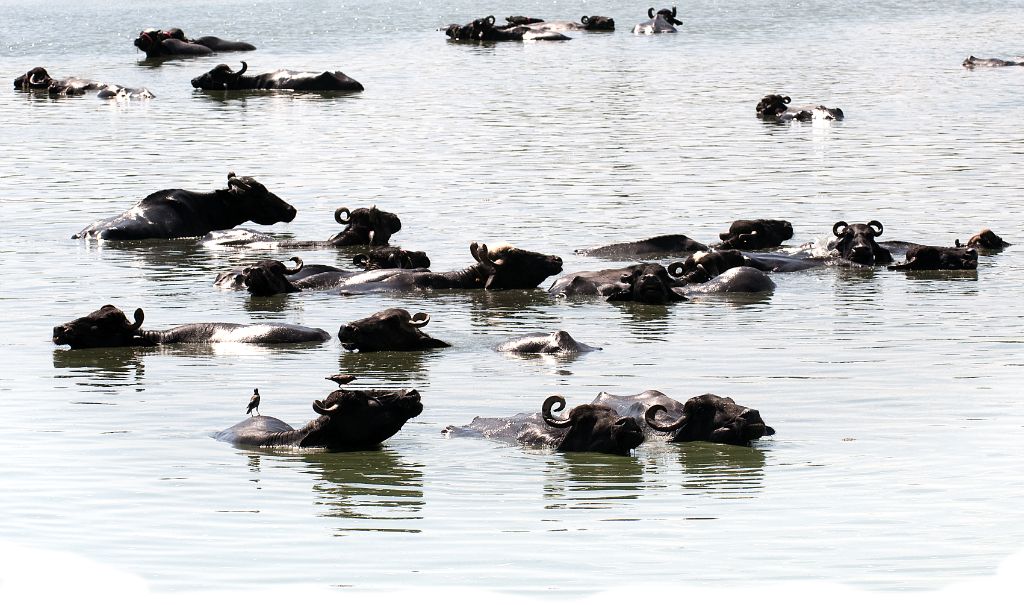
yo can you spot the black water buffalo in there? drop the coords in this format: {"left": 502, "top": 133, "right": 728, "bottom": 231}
{"left": 52, "top": 305, "right": 330, "bottom": 349}
{"left": 445, "top": 15, "right": 570, "bottom": 41}
{"left": 353, "top": 247, "right": 430, "bottom": 270}
{"left": 328, "top": 206, "right": 402, "bottom": 246}
{"left": 505, "top": 16, "right": 616, "bottom": 33}
{"left": 73, "top": 173, "right": 295, "bottom": 240}
{"left": 215, "top": 257, "right": 351, "bottom": 290}
{"left": 576, "top": 234, "right": 708, "bottom": 259}
{"left": 14, "top": 66, "right": 154, "bottom": 99}
{"left": 888, "top": 245, "right": 978, "bottom": 271}
{"left": 963, "top": 56, "right": 1024, "bottom": 68}
{"left": 134, "top": 28, "right": 256, "bottom": 59}
{"left": 632, "top": 7, "right": 682, "bottom": 34}
{"left": 215, "top": 376, "right": 422, "bottom": 450}
{"left": 756, "top": 94, "right": 844, "bottom": 121}
{"left": 338, "top": 309, "right": 450, "bottom": 352}
{"left": 829, "top": 220, "right": 893, "bottom": 265}
{"left": 958, "top": 228, "right": 1010, "bottom": 251}
{"left": 606, "top": 263, "right": 688, "bottom": 304}
{"left": 239, "top": 257, "right": 346, "bottom": 296}
{"left": 191, "top": 62, "right": 363, "bottom": 92}
{"left": 671, "top": 250, "right": 752, "bottom": 283}
{"left": 717, "top": 219, "right": 794, "bottom": 250}
{"left": 645, "top": 394, "right": 775, "bottom": 446}
{"left": 496, "top": 331, "right": 600, "bottom": 354}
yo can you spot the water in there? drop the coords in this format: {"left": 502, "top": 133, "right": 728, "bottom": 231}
{"left": 1, "top": 0, "right": 1022, "bottom": 594}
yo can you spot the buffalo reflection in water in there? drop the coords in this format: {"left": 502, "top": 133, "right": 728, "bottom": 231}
{"left": 542, "top": 452, "right": 645, "bottom": 510}
{"left": 53, "top": 347, "right": 148, "bottom": 389}
{"left": 676, "top": 442, "right": 767, "bottom": 498}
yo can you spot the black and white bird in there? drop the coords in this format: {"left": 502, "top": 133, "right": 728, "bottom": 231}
{"left": 246, "top": 388, "right": 261, "bottom": 416}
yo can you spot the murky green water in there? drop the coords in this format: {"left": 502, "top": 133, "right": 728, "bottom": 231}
{"left": 1, "top": 0, "right": 1022, "bottom": 593}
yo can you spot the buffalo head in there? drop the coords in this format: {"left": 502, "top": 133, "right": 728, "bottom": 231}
{"left": 14, "top": 67, "right": 53, "bottom": 90}
{"left": 756, "top": 94, "right": 791, "bottom": 119}
{"left": 353, "top": 247, "right": 430, "bottom": 270}
{"left": 338, "top": 308, "right": 450, "bottom": 352}
{"left": 829, "top": 220, "right": 893, "bottom": 266}
{"left": 133, "top": 29, "right": 168, "bottom": 54}
{"left": 543, "top": 395, "right": 645, "bottom": 455}
{"left": 470, "top": 242, "right": 563, "bottom": 289}
{"left": 581, "top": 16, "right": 615, "bottom": 31}
{"left": 718, "top": 219, "right": 794, "bottom": 250}
{"left": 669, "top": 250, "right": 747, "bottom": 284}
{"left": 53, "top": 304, "right": 146, "bottom": 349}
{"left": 191, "top": 61, "right": 249, "bottom": 90}
{"left": 648, "top": 7, "right": 683, "bottom": 25}
{"left": 646, "top": 394, "right": 775, "bottom": 446}
{"left": 960, "top": 228, "right": 1009, "bottom": 251}
{"left": 242, "top": 257, "right": 304, "bottom": 296}
{"left": 328, "top": 206, "right": 402, "bottom": 246}
{"left": 224, "top": 172, "right": 296, "bottom": 225}
{"left": 888, "top": 246, "right": 978, "bottom": 271}
{"left": 306, "top": 382, "right": 423, "bottom": 449}
{"left": 606, "top": 263, "right": 685, "bottom": 304}
{"left": 505, "top": 16, "right": 543, "bottom": 26}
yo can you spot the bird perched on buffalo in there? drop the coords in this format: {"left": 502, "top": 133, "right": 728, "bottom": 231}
{"left": 246, "top": 388, "right": 261, "bottom": 416}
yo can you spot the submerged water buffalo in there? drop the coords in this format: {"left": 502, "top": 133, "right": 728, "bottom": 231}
{"left": 888, "top": 245, "right": 978, "bottom": 271}
{"left": 134, "top": 28, "right": 256, "bottom": 59}
{"left": 829, "top": 220, "right": 893, "bottom": 265}
{"left": 445, "top": 15, "right": 570, "bottom": 41}
{"left": 507, "top": 16, "right": 616, "bottom": 33}
{"left": 353, "top": 246, "right": 430, "bottom": 270}
{"left": 328, "top": 206, "right": 402, "bottom": 246}
{"left": 73, "top": 173, "right": 295, "bottom": 240}
{"left": 577, "top": 234, "right": 708, "bottom": 259}
{"left": 338, "top": 308, "right": 450, "bottom": 352}
{"left": 496, "top": 331, "right": 600, "bottom": 354}
{"left": 645, "top": 394, "right": 775, "bottom": 446}
{"left": 958, "top": 228, "right": 1010, "bottom": 251}
{"left": 52, "top": 304, "right": 330, "bottom": 349}
{"left": 191, "top": 62, "right": 364, "bottom": 92}
{"left": 14, "top": 66, "right": 154, "bottom": 99}
{"left": 962, "top": 56, "right": 1024, "bottom": 68}
{"left": 216, "top": 376, "right": 422, "bottom": 450}
{"left": 606, "top": 263, "right": 688, "bottom": 304}
{"left": 756, "top": 94, "right": 844, "bottom": 121}
{"left": 632, "top": 7, "right": 682, "bottom": 34}
{"left": 717, "top": 219, "right": 794, "bottom": 250}
{"left": 443, "top": 395, "right": 644, "bottom": 456}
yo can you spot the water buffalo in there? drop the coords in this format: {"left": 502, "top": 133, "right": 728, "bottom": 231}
{"left": 576, "top": 234, "right": 708, "bottom": 259}
{"left": 632, "top": 7, "right": 682, "bottom": 34}
{"left": 670, "top": 250, "right": 751, "bottom": 283}
{"left": 14, "top": 67, "right": 154, "bottom": 99}
{"left": 756, "top": 94, "right": 844, "bottom": 121}
{"left": 216, "top": 257, "right": 352, "bottom": 290}
{"left": 888, "top": 245, "right": 978, "bottom": 271}
{"left": 191, "top": 62, "right": 363, "bottom": 92}
{"left": 134, "top": 28, "right": 256, "bottom": 59}
{"left": 717, "top": 219, "right": 794, "bottom": 250}
{"left": 829, "top": 220, "right": 893, "bottom": 265}
{"left": 645, "top": 394, "right": 775, "bottom": 446}
{"left": 353, "top": 247, "right": 430, "bottom": 270}
{"left": 216, "top": 377, "right": 422, "bottom": 450}
{"left": 506, "top": 16, "right": 616, "bottom": 33}
{"left": 239, "top": 257, "right": 339, "bottom": 296}
{"left": 338, "top": 308, "right": 450, "bottom": 352}
{"left": 73, "top": 173, "right": 295, "bottom": 240}
{"left": 963, "top": 56, "right": 1024, "bottom": 68}
{"left": 328, "top": 206, "right": 402, "bottom": 246}
{"left": 958, "top": 228, "right": 1010, "bottom": 251}
{"left": 445, "top": 15, "right": 571, "bottom": 41}
{"left": 496, "top": 331, "right": 600, "bottom": 354}
{"left": 52, "top": 304, "right": 330, "bottom": 349}
{"left": 606, "top": 263, "right": 687, "bottom": 304}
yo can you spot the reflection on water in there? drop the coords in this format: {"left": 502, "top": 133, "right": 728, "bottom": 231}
{"left": 676, "top": 442, "right": 767, "bottom": 498}
{"left": 52, "top": 348, "right": 147, "bottom": 390}
{"left": 337, "top": 349, "right": 434, "bottom": 384}
{"left": 542, "top": 452, "right": 645, "bottom": 510}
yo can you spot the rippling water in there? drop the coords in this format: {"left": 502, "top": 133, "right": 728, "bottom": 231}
{"left": 1, "top": 0, "right": 1023, "bottom": 594}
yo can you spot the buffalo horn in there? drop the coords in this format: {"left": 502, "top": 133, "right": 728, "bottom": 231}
{"left": 783, "top": 96, "right": 791, "bottom": 103}
{"left": 236, "top": 61, "right": 247, "bottom": 76}
{"left": 227, "top": 173, "right": 249, "bottom": 190}
{"left": 284, "top": 257, "right": 304, "bottom": 274}
{"left": 486, "top": 15, "right": 496, "bottom": 25}
{"left": 129, "top": 308, "right": 145, "bottom": 331}
{"left": 470, "top": 242, "right": 495, "bottom": 268}
{"left": 868, "top": 220, "right": 884, "bottom": 236}
{"left": 645, "top": 404, "right": 688, "bottom": 432}
{"left": 335, "top": 207, "right": 351, "bottom": 224}
{"left": 648, "top": 8, "right": 655, "bottom": 19}
{"left": 312, "top": 399, "right": 338, "bottom": 415}
{"left": 29, "top": 71, "right": 47, "bottom": 86}
{"left": 408, "top": 312, "right": 430, "bottom": 328}
{"left": 542, "top": 395, "right": 573, "bottom": 428}
{"left": 352, "top": 253, "right": 369, "bottom": 268}
{"left": 667, "top": 261, "right": 687, "bottom": 278}
{"left": 832, "top": 221, "right": 849, "bottom": 237}
{"left": 672, "top": 6, "right": 677, "bottom": 17}
{"left": 581, "top": 16, "right": 590, "bottom": 25}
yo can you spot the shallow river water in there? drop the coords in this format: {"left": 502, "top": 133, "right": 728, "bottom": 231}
{"left": 1, "top": 0, "right": 1022, "bottom": 595}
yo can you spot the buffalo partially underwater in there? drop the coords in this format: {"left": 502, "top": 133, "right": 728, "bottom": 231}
{"left": 191, "top": 61, "right": 363, "bottom": 92}
{"left": 134, "top": 28, "right": 255, "bottom": 58}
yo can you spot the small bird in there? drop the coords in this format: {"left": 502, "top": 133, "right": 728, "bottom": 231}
{"left": 246, "top": 388, "right": 261, "bottom": 416}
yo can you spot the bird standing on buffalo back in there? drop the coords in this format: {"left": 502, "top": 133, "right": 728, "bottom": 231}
{"left": 247, "top": 389, "right": 261, "bottom": 416}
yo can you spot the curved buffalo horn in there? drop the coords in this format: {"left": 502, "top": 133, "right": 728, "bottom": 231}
{"left": 29, "top": 71, "right": 47, "bottom": 86}
{"left": 335, "top": 207, "right": 351, "bottom": 224}
{"left": 227, "top": 173, "right": 250, "bottom": 191}
{"left": 129, "top": 308, "right": 145, "bottom": 331}
{"left": 667, "top": 261, "right": 687, "bottom": 278}
{"left": 284, "top": 257, "right": 304, "bottom": 274}
{"left": 581, "top": 16, "right": 590, "bottom": 24}
{"left": 235, "top": 61, "right": 247, "bottom": 76}
{"left": 486, "top": 15, "right": 496, "bottom": 25}
{"left": 542, "top": 395, "right": 573, "bottom": 428}
{"left": 408, "top": 312, "right": 430, "bottom": 328}
{"left": 648, "top": 8, "right": 655, "bottom": 19}
{"left": 782, "top": 96, "right": 791, "bottom": 103}
{"left": 312, "top": 399, "right": 339, "bottom": 415}
{"left": 832, "top": 221, "right": 849, "bottom": 237}
{"left": 868, "top": 220, "right": 884, "bottom": 236}
{"left": 645, "top": 404, "right": 688, "bottom": 432}
{"left": 476, "top": 243, "right": 495, "bottom": 268}
{"left": 672, "top": 6, "right": 677, "bottom": 17}
{"left": 352, "top": 253, "right": 369, "bottom": 268}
